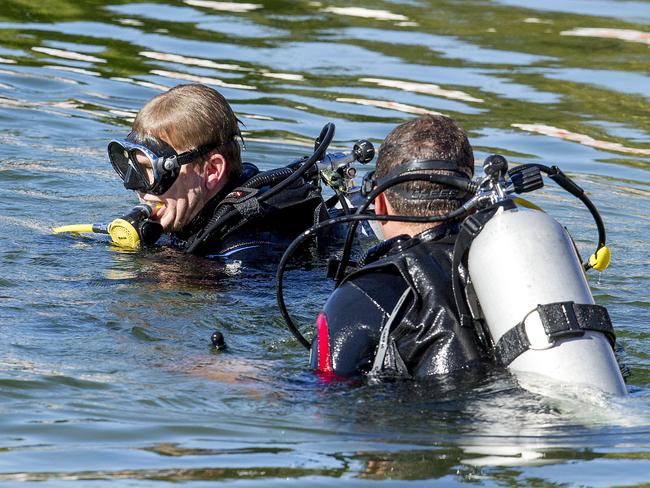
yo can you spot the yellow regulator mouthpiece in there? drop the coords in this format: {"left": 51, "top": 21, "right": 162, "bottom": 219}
{"left": 53, "top": 205, "right": 162, "bottom": 250}
{"left": 589, "top": 245, "right": 611, "bottom": 272}
{"left": 107, "top": 218, "right": 141, "bottom": 250}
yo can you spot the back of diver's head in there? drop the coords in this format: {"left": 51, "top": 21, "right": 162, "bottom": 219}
{"left": 375, "top": 114, "right": 475, "bottom": 217}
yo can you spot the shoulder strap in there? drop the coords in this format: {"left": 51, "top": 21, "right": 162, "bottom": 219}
{"left": 369, "top": 287, "right": 413, "bottom": 379}
{"left": 450, "top": 202, "right": 515, "bottom": 350}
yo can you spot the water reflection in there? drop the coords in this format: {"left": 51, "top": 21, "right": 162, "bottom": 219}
{"left": 492, "top": 0, "right": 650, "bottom": 24}
{"left": 0, "top": 0, "right": 649, "bottom": 484}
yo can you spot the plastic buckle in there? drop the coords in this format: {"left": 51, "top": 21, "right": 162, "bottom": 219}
{"left": 461, "top": 214, "right": 484, "bottom": 237}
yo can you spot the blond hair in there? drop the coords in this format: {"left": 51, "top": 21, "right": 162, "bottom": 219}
{"left": 132, "top": 83, "right": 242, "bottom": 179}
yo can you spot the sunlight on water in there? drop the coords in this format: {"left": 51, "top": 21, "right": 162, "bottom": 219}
{"left": 0, "top": 0, "right": 648, "bottom": 485}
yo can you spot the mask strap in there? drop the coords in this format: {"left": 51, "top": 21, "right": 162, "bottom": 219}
{"left": 174, "top": 138, "right": 239, "bottom": 167}
{"left": 362, "top": 159, "right": 470, "bottom": 196}
{"left": 383, "top": 159, "right": 469, "bottom": 179}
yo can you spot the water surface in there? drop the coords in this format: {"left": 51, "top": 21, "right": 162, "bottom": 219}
{"left": 0, "top": 0, "right": 649, "bottom": 485}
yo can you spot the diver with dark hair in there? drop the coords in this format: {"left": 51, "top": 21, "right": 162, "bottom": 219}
{"left": 280, "top": 114, "right": 626, "bottom": 395}
{"left": 309, "top": 115, "right": 487, "bottom": 378}
{"left": 105, "top": 83, "right": 329, "bottom": 259}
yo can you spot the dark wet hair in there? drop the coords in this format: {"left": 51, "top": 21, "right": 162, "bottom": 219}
{"left": 375, "top": 115, "right": 474, "bottom": 217}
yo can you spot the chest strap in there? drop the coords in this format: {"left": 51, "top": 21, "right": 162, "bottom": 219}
{"left": 494, "top": 301, "right": 616, "bottom": 366}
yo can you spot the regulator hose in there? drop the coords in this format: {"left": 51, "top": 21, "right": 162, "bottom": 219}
{"left": 520, "top": 164, "right": 609, "bottom": 271}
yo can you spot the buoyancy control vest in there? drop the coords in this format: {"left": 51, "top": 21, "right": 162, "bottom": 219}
{"left": 338, "top": 223, "right": 487, "bottom": 379}
{"left": 172, "top": 162, "right": 329, "bottom": 257}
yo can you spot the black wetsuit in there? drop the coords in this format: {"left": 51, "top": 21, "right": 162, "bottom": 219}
{"left": 171, "top": 162, "right": 328, "bottom": 259}
{"left": 310, "top": 223, "right": 486, "bottom": 379}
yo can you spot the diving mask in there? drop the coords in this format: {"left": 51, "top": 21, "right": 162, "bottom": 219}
{"left": 107, "top": 132, "right": 219, "bottom": 196}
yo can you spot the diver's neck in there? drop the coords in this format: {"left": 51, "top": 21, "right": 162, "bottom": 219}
{"left": 382, "top": 220, "right": 441, "bottom": 240}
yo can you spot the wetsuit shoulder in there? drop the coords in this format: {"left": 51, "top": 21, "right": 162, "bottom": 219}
{"left": 311, "top": 266, "right": 408, "bottom": 377}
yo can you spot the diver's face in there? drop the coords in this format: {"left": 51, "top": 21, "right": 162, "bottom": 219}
{"left": 137, "top": 152, "right": 208, "bottom": 232}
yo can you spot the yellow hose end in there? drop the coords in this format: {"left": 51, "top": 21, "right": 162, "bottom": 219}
{"left": 513, "top": 197, "right": 543, "bottom": 211}
{"left": 589, "top": 245, "right": 611, "bottom": 271}
{"left": 52, "top": 224, "right": 95, "bottom": 234}
{"left": 107, "top": 218, "right": 141, "bottom": 250}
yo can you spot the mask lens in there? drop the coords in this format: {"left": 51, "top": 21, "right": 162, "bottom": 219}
{"left": 108, "top": 141, "right": 131, "bottom": 179}
{"left": 131, "top": 149, "right": 156, "bottom": 186}
{"left": 108, "top": 137, "right": 188, "bottom": 195}
{"left": 108, "top": 140, "right": 159, "bottom": 192}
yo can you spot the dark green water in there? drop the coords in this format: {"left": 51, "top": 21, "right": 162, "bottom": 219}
{"left": 0, "top": 0, "right": 649, "bottom": 485}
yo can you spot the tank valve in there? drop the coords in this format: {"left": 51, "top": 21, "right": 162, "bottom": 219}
{"left": 483, "top": 154, "right": 508, "bottom": 179}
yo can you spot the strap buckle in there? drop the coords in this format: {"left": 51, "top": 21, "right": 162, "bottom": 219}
{"left": 494, "top": 301, "right": 615, "bottom": 366}
{"left": 538, "top": 301, "right": 585, "bottom": 344}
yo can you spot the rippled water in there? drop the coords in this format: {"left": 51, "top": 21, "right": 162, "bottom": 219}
{"left": 0, "top": 0, "right": 649, "bottom": 485}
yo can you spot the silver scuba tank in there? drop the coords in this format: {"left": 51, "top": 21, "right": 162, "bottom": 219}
{"left": 467, "top": 205, "right": 627, "bottom": 395}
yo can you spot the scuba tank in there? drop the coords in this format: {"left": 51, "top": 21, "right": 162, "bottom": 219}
{"left": 53, "top": 204, "right": 163, "bottom": 250}
{"left": 467, "top": 206, "right": 625, "bottom": 395}
{"left": 452, "top": 156, "right": 625, "bottom": 395}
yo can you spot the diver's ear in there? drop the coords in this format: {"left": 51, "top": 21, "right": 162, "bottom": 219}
{"left": 204, "top": 152, "right": 227, "bottom": 191}
{"left": 374, "top": 193, "right": 388, "bottom": 215}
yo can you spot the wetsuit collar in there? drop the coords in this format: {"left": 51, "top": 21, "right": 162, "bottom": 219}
{"left": 361, "top": 221, "right": 460, "bottom": 266}
{"left": 172, "top": 162, "right": 259, "bottom": 241}
{"left": 414, "top": 221, "right": 461, "bottom": 243}
{"left": 387, "top": 221, "right": 460, "bottom": 256}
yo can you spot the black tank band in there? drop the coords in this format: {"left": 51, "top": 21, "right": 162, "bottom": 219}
{"left": 494, "top": 301, "right": 616, "bottom": 366}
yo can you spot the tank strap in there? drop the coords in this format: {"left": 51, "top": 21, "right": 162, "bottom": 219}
{"left": 451, "top": 201, "right": 517, "bottom": 352}
{"left": 494, "top": 301, "right": 616, "bottom": 366}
